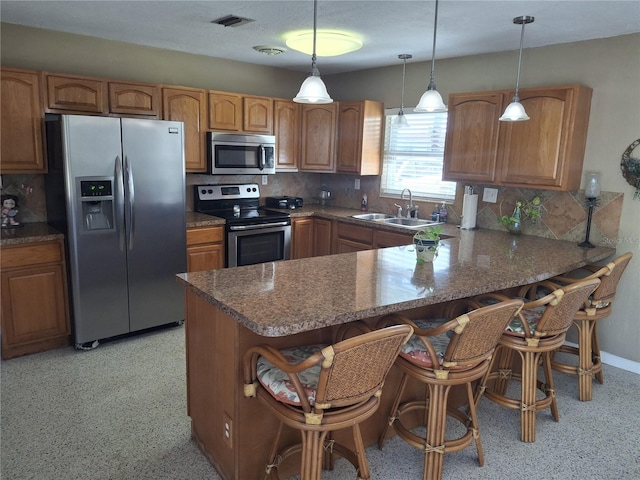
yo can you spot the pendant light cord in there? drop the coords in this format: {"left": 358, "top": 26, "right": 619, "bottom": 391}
{"left": 428, "top": 0, "right": 440, "bottom": 90}
{"left": 311, "top": 0, "right": 318, "bottom": 75}
{"left": 401, "top": 56, "right": 407, "bottom": 112}
{"left": 514, "top": 19, "right": 526, "bottom": 100}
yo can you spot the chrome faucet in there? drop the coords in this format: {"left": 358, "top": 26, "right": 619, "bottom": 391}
{"left": 401, "top": 188, "right": 418, "bottom": 218}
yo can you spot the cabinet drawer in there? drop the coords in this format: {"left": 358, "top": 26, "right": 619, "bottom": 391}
{"left": 187, "top": 226, "right": 224, "bottom": 246}
{"left": 336, "top": 222, "right": 374, "bottom": 243}
{"left": 1, "top": 242, "right": 63, "bottom": 269}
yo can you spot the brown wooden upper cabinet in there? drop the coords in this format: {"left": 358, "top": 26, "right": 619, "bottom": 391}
{"left": 108, "top": 82, "right": 160, "bottom": 117}
{"left": 0, "top": 68, "right": 46, "bottom": 173}
{"left": 208, "top": 91, "right": 273, "bottom": 133}
{"left": 443, "top": 84, "right": 592, "bottom": 191}
{"left": 299, "top": 103, "right": 337, "bottom": 172}
{"left": 337, "top": 100, "right": 384, "bottom": 175}
{"left": 45, "top": 73, "right": 160, "bottom": 118}
{"left": 273, "top": 99, "right": 301, "bottom": 172}
{"left": 162, "top": 86, "right": 207, "bottom": 172}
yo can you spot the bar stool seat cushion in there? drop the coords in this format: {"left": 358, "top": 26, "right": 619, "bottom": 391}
{"left": 399, "top": 319, "right": 450, "bottom": 367}
{"left": 257, "top": 344, "right": 328, "bottom": 406}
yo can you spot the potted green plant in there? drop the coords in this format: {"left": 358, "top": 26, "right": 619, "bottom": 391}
{"left": 413, "top": 225, "right": 442, "bottom": 263}
{"left": 498, "top": 196, "right": 543, "bottom": 234}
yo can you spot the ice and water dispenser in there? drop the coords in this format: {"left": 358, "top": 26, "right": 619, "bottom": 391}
{"left": 78, "top": 179, "right": 114, "bottom": 231}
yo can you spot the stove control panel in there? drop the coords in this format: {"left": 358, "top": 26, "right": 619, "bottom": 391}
{"left": 195, "top": 183, "right": 260, "bottom": 201}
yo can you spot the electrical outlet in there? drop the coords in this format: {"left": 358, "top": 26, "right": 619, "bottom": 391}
{"left": 354, "top": 178, "right": 361, "bottom": 190}
{"left": 261, "top": 175, "right": 268, "bottom": 185}
{"left": 483, "top": 187, "right": 498, "bottom": 203}
{"left": 223, "top": 413, "right": 233, "bottom": 447}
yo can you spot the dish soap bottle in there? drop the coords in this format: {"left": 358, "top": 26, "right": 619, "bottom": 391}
{"left": 431, "top": 204, "right": 440, "bottom": 221}
{"left": 361, "top": 194, "right": 368, "bottom": 211}
{"left": 439, "top": 203, "right": 448, "bottom": 223}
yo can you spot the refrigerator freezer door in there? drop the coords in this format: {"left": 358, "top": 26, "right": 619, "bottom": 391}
{"left": 61, "top": 115, "right": 130, "bottom": 344}
{"left": 121, "top": 118, "right": 186, "bottom": 332}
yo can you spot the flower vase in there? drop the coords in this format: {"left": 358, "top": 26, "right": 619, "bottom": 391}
{"left": 508, "top": 204, "right": 522, "bottom": 235}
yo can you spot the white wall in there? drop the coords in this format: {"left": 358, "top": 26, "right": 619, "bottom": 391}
{"left": 2, "top": 23, "right": 638, "bottom": 363}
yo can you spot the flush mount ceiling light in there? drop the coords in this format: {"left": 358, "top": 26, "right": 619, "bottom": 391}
{"left": 500, "top": 15, "right": 535, "bottom": 121}
{"left": 286, "top": 31, "right": 362, "bottom": 57}
{"left": 293, "top": 0, "right": 333, "bottom": 104}
{"left": 393, "top": 54, "right": 412, "bottom": 127}
{"left": 415, "top": 0, "right": 447, "bottom": 113}
{"left": 253, "top": 45, "right": 286, "bottom": 56}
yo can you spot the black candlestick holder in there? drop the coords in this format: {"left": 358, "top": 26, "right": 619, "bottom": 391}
{"left": 578, "top": 196, "right": 599, "bottom": 248}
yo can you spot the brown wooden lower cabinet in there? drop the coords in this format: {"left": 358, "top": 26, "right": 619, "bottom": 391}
{"left": 291, "top": 217, "right": 333, "bottom": 259}
{"left": 374, "top": 229, "right": 414, "bottom": 248}
{"left": 334, "top": 221, "right": 374, "bottom": 253}
{"left": 0, "top": 239, "right": 71, "bottom": 359}
{"left": 186, "top": 226, "right": 225, "bottom": 272}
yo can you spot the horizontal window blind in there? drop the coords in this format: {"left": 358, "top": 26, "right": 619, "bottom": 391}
{"left": 381, "top": 111, "right": 456, "bottom": 202}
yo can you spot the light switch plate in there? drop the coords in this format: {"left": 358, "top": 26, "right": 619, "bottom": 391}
{"left": 354, "top": 178, "right": 361, "bottom": 190}
{"left": 483, "top": 187, "right": 498, "bottom": 203}
{"left": 261, "top": 175, "right": 268, "bottom": 185}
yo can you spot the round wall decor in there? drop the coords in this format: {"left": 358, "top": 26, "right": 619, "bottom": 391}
{"left": 621, "top": 138, "right": 640, "bottom": 199}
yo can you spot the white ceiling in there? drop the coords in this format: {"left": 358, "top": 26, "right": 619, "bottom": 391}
{"left": 2, "top": 1, "right": 639, "bottom": 74}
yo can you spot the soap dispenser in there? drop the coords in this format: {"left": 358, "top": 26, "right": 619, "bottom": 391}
{"left": 439, "top": 202, "right": 448, "bottom": 223}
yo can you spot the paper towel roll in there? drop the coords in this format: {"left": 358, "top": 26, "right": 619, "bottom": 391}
{"left": 460, "top": 194, "right": 478, "bottom": 229}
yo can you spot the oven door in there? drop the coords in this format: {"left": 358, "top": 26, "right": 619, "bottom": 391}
{"left": 227, "top": 222, "right": 291, "bottom": 267}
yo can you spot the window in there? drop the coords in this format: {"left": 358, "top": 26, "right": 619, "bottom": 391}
{"left": 380, "top": 110, "right": 456, "bottom": 202}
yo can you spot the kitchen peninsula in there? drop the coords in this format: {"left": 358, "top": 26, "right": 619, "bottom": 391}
{"left": 177, "top": 230, "right": 614, "bottom": 480}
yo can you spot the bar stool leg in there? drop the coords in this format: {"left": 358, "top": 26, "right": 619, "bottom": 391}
{"left": 423, "top": 383, "right": 451, "bottom": 480}
{"left": 520, "top": 350, "right": 542, "bottom": 443}
{"left": 493, "top": 346, "right": 514, "bottom": 395}
{"left": 378, "top": 372, "right": 409, "bottom": 450}
{"left": 541, "top": 352, "right": 559, "bottom": 421}
{"left": 300, "top": 430, "right": 329, "bottom": 480}
{"left": 465, "top": 382, "right": 485, "bottom": 466}
{"left": 577, "top": 318, "right": 596, "bottom": 401}
{"left": 592, "top": 326, "right": 604, "bottom": 384}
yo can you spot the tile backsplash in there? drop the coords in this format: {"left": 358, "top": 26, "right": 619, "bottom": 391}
{"left": 5, "top": 173, "right": 622, "bottom": 247}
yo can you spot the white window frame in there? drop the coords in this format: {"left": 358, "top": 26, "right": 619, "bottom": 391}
{"left": 380, "top": 108, "right": 456, "bottom": 203}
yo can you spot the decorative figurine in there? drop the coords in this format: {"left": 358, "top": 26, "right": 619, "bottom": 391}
{"left": 1, "top": 194, "right": 22, "bottom": 228}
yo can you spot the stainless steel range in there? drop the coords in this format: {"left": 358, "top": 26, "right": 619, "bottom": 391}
{"left": 194, "top": 183, "right": 291, "bottom": 267}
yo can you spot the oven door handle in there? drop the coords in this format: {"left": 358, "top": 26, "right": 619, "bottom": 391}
{"left": 229, "top": 221, "right": 289, "bottom": 231}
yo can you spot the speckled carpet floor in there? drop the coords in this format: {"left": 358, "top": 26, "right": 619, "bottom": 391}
{"left": 2, "top": 325, "right": 639, "bottom": 480}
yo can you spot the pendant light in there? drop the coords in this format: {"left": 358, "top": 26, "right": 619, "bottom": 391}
{"left": 415, "top": 0, "right": 447, "bottom": 112}
{"left": 500, "top": 16, "right": 534, "bottom": 121}
{"left": 393, "top": 54, "right": 412, "bottom": 127}
{"left": 293, "top": 0, "right": 333, "bottom": 104}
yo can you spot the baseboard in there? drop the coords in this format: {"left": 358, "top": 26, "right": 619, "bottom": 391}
{"left": 564, "top": 341, "right": 640, "bottom": 375}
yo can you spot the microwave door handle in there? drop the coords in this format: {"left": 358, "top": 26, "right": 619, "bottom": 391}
{"left": 259, "top": 145, "right": 265, "bottom": 170}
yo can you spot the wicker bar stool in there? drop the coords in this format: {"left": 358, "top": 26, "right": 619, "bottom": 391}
{"left": 548, "top": 252, "right": 633, "bottom": 401}
{"left": 243, "top": 323, "right": 413, "bottom": 480}
{"left": 377, "top": 299, "right": 524, "bottom": 480}
{"left": 475, "top": 277, "right": 600, "bottom": 443}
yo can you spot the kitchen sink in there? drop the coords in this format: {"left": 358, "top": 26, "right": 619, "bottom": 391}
{"left": 381, "top": 218, "right": 443, "bottom": 229}
{"left": 351, "top": 213, "right": 395, "bottom": 220}
{"left": 352, "top": 213, "right": 443, "bottom": 230}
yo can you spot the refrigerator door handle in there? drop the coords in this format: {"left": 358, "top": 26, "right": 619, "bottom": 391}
{"left": 124, "top": 155, "right": 136, "bottom": 250}
{"left": 115, "top": 155, "right": 126, "bottom": 251}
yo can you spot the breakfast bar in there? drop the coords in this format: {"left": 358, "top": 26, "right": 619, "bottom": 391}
{"left": 177, "top": 229, "right": 615, "bottom": 480}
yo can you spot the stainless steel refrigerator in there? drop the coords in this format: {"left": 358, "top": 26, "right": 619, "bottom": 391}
{"left": 44, "top": 114, "right": 186, "bottom": 348}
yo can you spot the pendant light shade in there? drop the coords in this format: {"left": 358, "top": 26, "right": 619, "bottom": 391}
{"left": 393, "top": 54, "right": 412, "bottom": 127}
{"left": 500, "top": 15, "right": 534, "bottom": 121}
{"left": 293, "top": 0, "right": 333, "bottom": 104}
{"left": 415, "top": 0, "right": 447, "bottom": 113}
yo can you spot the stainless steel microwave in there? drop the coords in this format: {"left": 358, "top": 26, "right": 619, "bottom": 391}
{"left": 207, "top": 132, "right": 276, "bottom": 175}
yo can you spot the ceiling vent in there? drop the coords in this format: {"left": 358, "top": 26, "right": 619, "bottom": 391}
{"left": 212, "top": 15, "right": 254, "bottom": 28}
{"left": 253, "top": 46, "right": 286, "bottom": 56}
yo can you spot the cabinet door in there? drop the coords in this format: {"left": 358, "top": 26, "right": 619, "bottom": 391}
{"left": 187, "top": 244, "right": 225, "bottom": 272}
{"left": 335, "top": 221, "right": 373, "bottom": 253}
{"left": 273, "top": 100, "right": 300, "bottom": 171}
{"left": 163, "top": 87, "right": 207, "bottom": 172}
{"left": 45, "top": 74, "right": 107, "bottom": 113}
{"left": 109, "top": 82, "right": 160, "bottom": 117}
{"left": 208, "top": 91, "right": 242, "bottom": 131}
{"left": 337, "top": 100, "right": 383, "bottom": 175}
{"left": 300, "top": 104, "right": 337, "bottom": 172}
{"left": 244, "top": 96, "right": 273, "bottom": 133}
{"left": 292, "top": 218, "right": 314, "bottom": 259}
{"left": 0, "top": 69, "right": 45, "bottom": 173}
{"left": 374, "top": 230, "right": 413, "bottom": 248}
{"left": 443, "top": 92, "right": 504, "bottom": 183}
{"left": 313, "top": 218, "right": 333, "bottom": 257}
{"left": 497, "top": 86, "right": 592, "bottom": 190}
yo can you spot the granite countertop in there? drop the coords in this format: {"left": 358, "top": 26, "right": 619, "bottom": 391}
{"left": 0, "top": 223, "right": 64, "bottom": 247}
{"left": 186, "top": 212, "right": 225, "bottom": 228}
{"left": 177, "top": 229, "right": 616, "bottom": 337}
